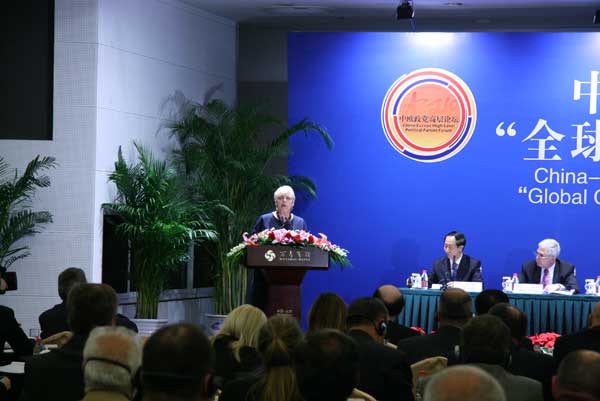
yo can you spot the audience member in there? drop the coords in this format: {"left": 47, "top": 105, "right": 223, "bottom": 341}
{"left": 295, "top": 329, "right": 360, "bottom": 401}
{"left": 307, "top": 292, "right": 347, "bottom": 336}
{"left": 475, "top": 289, "right": 509, "bottom": 315}
{"left": 39, "top": 267, "right": 137, "bottom": 339}
{"left": 82, "top": 326, "right": 142, "bottom": 401}
{"left": 430, "top": 231, "right": 483, "bottom": 286}
{"left": 0, "top": 305, "right": 34, "bottom": 362}
{"left": 373, "top": 285, "right": 420, "bottom": 345}
{"left": 346, "top": 297, "right": 413, "bottom": 401}
{"left": 423, "top": 365, "right": 505, "bottom": 401}
{"left": 519, "top": 239, "right": 579, "bottom": 293}
{"left": 553, "top": 301, "right": 600, "bottom": 363}
{"left": 489, "top": 303, "right": 557, "bottom": 401}
{"left": 0, "top": 376, "right": 10, "bottom": 400}
{"left": 461, "top": 314, "right": 543, "bottom": 401}
{"left": 553, "top": 350, "right": 600, "bottom": 401}
{"left": 21, "top": 283, "right": 118, "bottom": 401}
{"left": 397, "top": 288, "right": 472, "bottom": 365}
{"left": 220, "top": 314, "right": 304, "bottom": 401}
{"left": 212, "top": 304, "right": 266, "bottom": 388}
{"left": 141, "top": 323, "right": 215, "bottom": 401}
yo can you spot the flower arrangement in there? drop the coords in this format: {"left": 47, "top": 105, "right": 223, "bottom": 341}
{"left": 227, "top": 228, "right": 350, "bottom": 268}
{"left": 528, "top": 332, "right": 560, "bottom": 354}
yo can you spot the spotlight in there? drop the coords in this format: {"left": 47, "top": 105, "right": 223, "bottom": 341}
{"left": 396, "top": 0, "right": 415, "bottom": 20}
{"left": 594, "top": 9, "right": 600, "bottom": 24}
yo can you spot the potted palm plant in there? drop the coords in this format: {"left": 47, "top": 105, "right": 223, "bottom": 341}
{"left": 0, "top": 155, "right": 56, "bottom": 287}
{"left": 103, "top": 143, "right": 217, "bottom": 327}
{"left": 168, "top": 98, "right": 333, "bottom": 314}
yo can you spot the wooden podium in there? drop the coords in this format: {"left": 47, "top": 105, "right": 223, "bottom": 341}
{"left": 246, "top": 245, "right": 329, "bottom": 319}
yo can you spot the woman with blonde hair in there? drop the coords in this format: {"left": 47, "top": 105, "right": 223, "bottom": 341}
{"left": 213, "top": 304, "right": 267, "bottom": 388}
{"left": 307, "top": 292, "right": 347, "bottom": 336}
{"left": 220, "top": 314, "right": 304, "bottom": 401}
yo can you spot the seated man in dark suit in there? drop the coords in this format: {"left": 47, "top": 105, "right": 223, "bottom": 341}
{"left": 295, "top": 329, "right": 360, "bottom": 401}
{"left": 553, "top": 301, "right": 600, "bottom": 363}
{"left": 39, "top": 267, "right": 137, "bottom": 338}
{"left": 519, "top": 239, "right": 579, "bottom": 293}
{"left": 397, "top": 288, "right": 472, "bottom": 365}
{"left": 430, "top": 231, "right": 483, "bottom": 286}
{"left": 0, "top": 305, "right": 34, "bottom": 362}
{"left": 346, "top": 297, "right": 414, "bottom": 401}
{"left": 489, "top": 303, "right": 557, "bottom": 401}
{"left": 373, "top": 284, "right": 420, "bottom": 345}
{"left": 21, "top": 283, "right": 118, "bottom": 401}
{"left": 553, "top": 350, "right": 600, "bottom": 401}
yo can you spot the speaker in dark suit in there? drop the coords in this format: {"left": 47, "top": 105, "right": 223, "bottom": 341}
{"left": 518, "top": 239, "right": 579, "bottom": 293}
{"left": 429, "top": 231, "right": 483, "bottom": 286}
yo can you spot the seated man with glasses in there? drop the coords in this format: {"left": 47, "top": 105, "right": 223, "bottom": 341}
{"left": 519, "top": 239, "right": 579, "bottom": 293}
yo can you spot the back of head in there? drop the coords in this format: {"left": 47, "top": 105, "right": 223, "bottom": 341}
{"left": 295, "top": 329, "right": 359, "bottom": 401}
{"left": 556, "top": 350, "right": 600, "bottom": 400}
{"left": 58, "top": 267, "right": 87, "bottom": 301}
{"left": 462, "top": 314, "right": 511, "bottom": 366}
{"left": 142, "top": 323, "right": 214, "bottom": 401}
{"left": 67, "top": 283, "right": 117, "bottom": 336}
{"left": 475, "top": 289, "right": 509, "bottom": 315}
{"left": 216, "top": 304, "right": 267, "bottom": 360}
{"left": 83, "top": 326, "right": 141, "bottom": 397}
{"left": 307, "top": 292, "right": 347, "bottom": 335}
{"left": 488, "top": 303, "right": 527, "bottom": 341}
{"left": 373, "top": 285, "right": 405, "bottom": 318}
{"left": 424, "top": 365, "right": 505, "bottom": 401}
{"left": 438, "top": 288, "right": 472, "bottom": 326}
{"left": 347, "top": 297, "right": 388, "bottom": 329}
{"left": 255, "top": 314, "right": 304, "bottom": 401}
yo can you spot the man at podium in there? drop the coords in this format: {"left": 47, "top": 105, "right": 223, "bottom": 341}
{"left": 430, "top": 231, "right": 483, "bottom": 286}
{"left": 246, "top": 185, "right": 308, "bottom": 310}
{"left": 519, "top": 238, "right": 579, "bottom": 293}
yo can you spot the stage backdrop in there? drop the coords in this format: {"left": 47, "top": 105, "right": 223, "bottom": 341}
{"left": 287, "top": 32, "right": 600, "bottom": 323}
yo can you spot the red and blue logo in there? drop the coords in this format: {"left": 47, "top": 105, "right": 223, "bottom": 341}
{"left": 381, "top": 68, "right": 477, "bottom": 163}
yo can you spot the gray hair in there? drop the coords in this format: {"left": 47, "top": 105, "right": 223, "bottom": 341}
{"left": 274, "top": 185, "right": 295, "bottom": 201}
{"left": 423, "top": 365, "right": 505, "bottom": 401}
{"left": 83, "top": 326, "right": 142, "bottom": 397}
{"left": 538, "top": 238, "right": 560, "bottom": 257}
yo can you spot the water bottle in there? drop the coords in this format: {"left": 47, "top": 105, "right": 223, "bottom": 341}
{"left": 421, "top": 269, "right": 429, "bottom": 289}
{"left": 512, "top": 273, "right": 519, "bottom": 290}
{"left": 595, "top": 275, "right": 600, "bottom": 294}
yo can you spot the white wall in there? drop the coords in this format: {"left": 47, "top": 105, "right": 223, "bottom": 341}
{"left": 0, "top": 0, "right": 236, "bottom": 331}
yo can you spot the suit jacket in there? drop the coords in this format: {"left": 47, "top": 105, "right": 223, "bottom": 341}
{"left": 386, "top": 320, "right": 420, "bottom": 346}
{"left": 553, "top": 325, "right": 600, "bottom": 364}
{"left": 20, "top": 334, "right": 87, "bottom": 401}
{"left": 348, "top": 329, "right": 414, "bottom": 401}
{"left": 519, "top": 259, "right": 580, "bottom": 292}
{"left": 396, "top": 325, "right": 463, "bottom": 366}
{"left": 39, "top": 302, "right": 138, "bottom": 339}
{"left": 0, "top": 305, "right": 34, "bottom": 362}
{"left": 509, "top": 345, "right": 557, "bottom": 401}
{"left": 430, "top": 254, "right": 483, "bottom": 285}
{"left": 472, "top": 363, "right": 543, "bottom": 401}
{"left": 246, "top": 213, "right": 308, "bottom": 310}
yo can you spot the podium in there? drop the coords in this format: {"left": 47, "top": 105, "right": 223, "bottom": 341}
{"left": 246, "top": 245, "right": 329, "bottom": 319}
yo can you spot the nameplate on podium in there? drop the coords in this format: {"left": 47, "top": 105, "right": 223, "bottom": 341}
{"left": 450, "top": 281, "right": 482, "bottom": 292}
{"left": 513, "top": 283, "right": 544, "bottom": 294}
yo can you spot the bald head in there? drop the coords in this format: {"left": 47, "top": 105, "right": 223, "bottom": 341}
{"left": 589, "top": 302, "right": 600, "bottom": 328}
{"left": 555, "top": 350, "right": 600, "bottom": 401}
{"left": 373, "top": 285, "right": 404, "bottom": 318}
{"left": 438, "top": 288, "right": 473, "bottom": 326}
{"left": 424, "top": 365, "right": 505, "bottom": 401}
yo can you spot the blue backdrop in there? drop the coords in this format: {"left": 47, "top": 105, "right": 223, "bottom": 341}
{"left": 287, "top": 32, "right": 600, "bottom": 323}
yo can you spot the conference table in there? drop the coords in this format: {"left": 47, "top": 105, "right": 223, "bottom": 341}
{"left": 397, "top": 288, "right": 600, "bottom": 335}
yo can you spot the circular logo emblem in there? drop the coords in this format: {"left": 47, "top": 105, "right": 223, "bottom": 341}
{"left": 381, "top": 68, "right": 477, "bottom": 162}
{"left": 264, "top": 250, "right": 276, "bottom": 262}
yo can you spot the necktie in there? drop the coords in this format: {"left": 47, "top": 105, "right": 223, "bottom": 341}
{"left": 542, "top": 268, "right": 550, "bottom": 287}
{"left": 451, "top": 260, "right": 458, "bottom": 280}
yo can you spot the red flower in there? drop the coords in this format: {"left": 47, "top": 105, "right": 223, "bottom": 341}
{"left": 268, "top": 231, "right": 276, "bottom": 240}
{"left": 410, "top": 326, "right": 426, "bottom": 335}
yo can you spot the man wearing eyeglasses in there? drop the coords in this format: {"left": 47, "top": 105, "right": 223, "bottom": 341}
{"left": 519, "top": 239, "right": 579, "bottom": 293}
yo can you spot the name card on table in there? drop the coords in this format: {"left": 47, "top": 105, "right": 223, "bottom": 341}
{"left": 451, "top": 281, "right": 482, "bottom": 293}
{"left": 513, "top": 283, "right": 544, "bottom": 294}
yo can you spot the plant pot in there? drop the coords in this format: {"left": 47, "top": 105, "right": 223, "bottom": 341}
{"left": 131, "top": 318, "right": 169, "bottom": 337}
{"left": 205, "top": 314, "right": 227, "bottom": 336}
